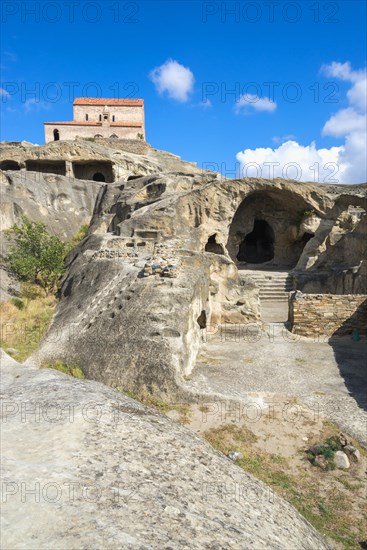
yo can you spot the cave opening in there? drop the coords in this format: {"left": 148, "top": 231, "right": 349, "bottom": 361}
{"left": 301, "top": 232, "right": 314, "bottom": 244}
{"left": 92, "top": 172, "right": 106, "bottom": 182}
{"left": 237, "top": 219, "right": 275, "bottom": 264}
{"left": 205, "top": 234, "right": 224, "bottom": 254}
{"left": 197, "top": 310, "right": 207, "bottom": 329}
{"left": 0, "top": 160, "right": 21, "bottom": 171}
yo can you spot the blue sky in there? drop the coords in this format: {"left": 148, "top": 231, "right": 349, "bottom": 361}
{"left": 1, "top": 0, "right": 366, "bottom": 182}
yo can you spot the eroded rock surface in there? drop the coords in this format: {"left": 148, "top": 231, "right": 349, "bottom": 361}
{"left": 1, "top": 351, "right": 331, "bottom": 550}
{"left": 1, "top": 139, "right": 366, "bottom": 399}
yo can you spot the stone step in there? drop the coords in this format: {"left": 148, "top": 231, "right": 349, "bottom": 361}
{"left": 261, "top": 289, "right": 293, "bottom": 293}
{"left": 261, "top": 293, "right": 290, "bottom": 299}
{"left": 242, "top": 269, "right": 294, "bottom": 303}
{"left": 261, "top": 283, "right": 293, "bottom": 289}
{"left": 260, "top": 296, "right": 288, "bottom": 303}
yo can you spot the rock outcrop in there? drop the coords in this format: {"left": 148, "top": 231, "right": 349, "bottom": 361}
{"left": 0, "top": 168, "right": 102, "bottom": 299}
{"left": 1, "top": 351, "right": 331, "bottom": 550}
{"left": 1, "top": 139, "right": 366, "bottom": 398}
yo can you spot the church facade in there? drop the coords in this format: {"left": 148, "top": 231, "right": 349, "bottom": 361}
{"left": 44, "top": 98, "right": 145, "bottom": 143}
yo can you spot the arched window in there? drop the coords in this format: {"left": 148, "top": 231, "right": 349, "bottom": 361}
{"left": 112, "top": 115, "right": 115, "bottom": 122}
{"left": 53, "top": 129, "right": 60, "bottom": 141}
{"left": 86, "top": 114, "right": 88, "bottom": 121}
{"left": 94, "top": 134, "right": 103, "bottom": 138}
{"left": 99, "top": 115, "right": 102, "bottom": 122}
{"left": 110, "top": 134, "right": 118, "bottom": 139}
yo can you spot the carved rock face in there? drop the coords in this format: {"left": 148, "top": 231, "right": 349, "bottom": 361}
{"left": 2, "top": 140, "right": 365, "bottom": 395}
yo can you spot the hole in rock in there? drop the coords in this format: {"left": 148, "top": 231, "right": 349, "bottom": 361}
{"left": 0, "top": 160, "right": 21, "bottom": 171}
{"left": 301, "top": 232, "right": 314, "bottom": 244}
{"left": 205, "top": 234, "right": 224, "bottom": 254}
{"left": 93, "top": 172, "right": 106, "bottom": 182}
{"left": 237, "top": 219, "right": 275, "bottom": 264}
{"left": 197, "top": 310, "right": 207, "bottom": 329}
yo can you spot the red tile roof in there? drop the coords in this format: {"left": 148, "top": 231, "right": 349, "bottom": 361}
{"left": 44, "top": 121, "right": 143, "bottom": 127}
{"left": 73, "top": 98, "right": 144, "bottom": 106}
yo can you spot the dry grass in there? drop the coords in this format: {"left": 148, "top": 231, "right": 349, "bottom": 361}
{"left": 41, "top": 360, "right": 85, "bottom": 379}
{"left": 0, "top": 286, "right": 56, "bottom": 361}
{"left": 203, "top": 423, "right": 367, "bottom": 550}
{"left": 117, "top": 388, "right": 191, "bottom": 424}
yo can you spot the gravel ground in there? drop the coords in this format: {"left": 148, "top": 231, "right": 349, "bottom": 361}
{"left": 185, "top": 320, "right": 367, "bottom": 448}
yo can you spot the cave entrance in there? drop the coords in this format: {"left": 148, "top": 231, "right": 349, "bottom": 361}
{"left": 237, "top": 219, "right": 275, "bottom": 264}
{"left": 92, "top": 172, "right": 106, "bottom": 182}
{"left": 205, "top": 234, "right": 224, "bottom": 254}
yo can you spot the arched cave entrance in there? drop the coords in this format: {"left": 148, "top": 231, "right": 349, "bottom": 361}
{"left": 93, "top": 172, "right": 106, "bottom": 182}
{"left": 53, "top": 129, "right": 60, "bottom": 141}
{"left": 227, "top": 190, "right": 316, "bottom": 269}
{"left": 205, "top": 234, "right": 224, "bottom": 254}
{"left": 237, "top": 220, "right": 274, "bottom": 263}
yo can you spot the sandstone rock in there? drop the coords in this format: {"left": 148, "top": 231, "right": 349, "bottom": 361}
{"left": 314, "top": 455, "right": 327, "bottom": 469}
{"left": 309, "top": 444, "right": 324, "bottom": 456}
{"left": 344, "top": 444, "right": 361, "bottom": 462}
{"left": 1, "top": 351, "right": 331, "bottom": 550}
{"left": 337, "top": 432, "right": 349, "bottom": 447}
{"left": 335, "top": 450, "right": 350, "bottom": 469}
{"left": 227, "top": 451, "right": 244, "bottom": 461}
{"left": 2, "top": 139, "right": 366, "bottom": 397}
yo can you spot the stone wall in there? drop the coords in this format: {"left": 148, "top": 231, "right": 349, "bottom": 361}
{"left": 45, "top": 123, "right": 143, "bottom": 143}
{"left": 73, "top": 104, "right": 144, "bottom": 124}
{"left": 289, "top": 292, "right": 367, "bottom": 337}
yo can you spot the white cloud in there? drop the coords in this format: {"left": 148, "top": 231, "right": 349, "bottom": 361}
{"left": 199, "top": 99, "right": 212, "bottom": 108}
{"left": 236, "top": 62, "right": 367, "bottom": 184}
{"left": 272, "top": 134, "right": 296, "bottom": 144}
{"left": 149, "top": 59, "right": 194, "bottom": 102}
{"left": 23, "top": 98, "right": 51, "bottom": 112}
{"left": 235, "top": 94, "right": 277, "bottom": 114}
{"left": 236, "top": 140, "right": 345, "bottom": 182}
{"left": 322, "top": 107, "right": 366, "bottom": 137}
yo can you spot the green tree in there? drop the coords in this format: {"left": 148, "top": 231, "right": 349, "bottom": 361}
{"left": 5, "top": 216, "right": 67, "bottom": 294}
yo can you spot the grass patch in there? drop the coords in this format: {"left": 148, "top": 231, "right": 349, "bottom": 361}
{"left": 117, "top": 388, "right": 191, "bottom": 424}
{"left": 0, "top": 285, "right": 56, "bottom": 361}
{"left": 203, "top": 424, "right": 367, "bottom": 549}
{"left": 41, "top": 360, "right": 85, "bottom": 379}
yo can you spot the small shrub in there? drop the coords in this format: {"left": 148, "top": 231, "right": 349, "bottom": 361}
{"left": 5, "top": 216, "right": 67, "bottom": 294}
{"left": 320, "top": 445, "right": 334, "bottom": 460}
{"left": 10, "top": 297, "right": 25, "bottom": 310}
{"left": 67, "top": 224, "right": 89, "bottom": 251}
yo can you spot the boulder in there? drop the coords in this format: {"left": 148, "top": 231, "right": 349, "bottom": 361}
{"left": 1, "top": 351, "right": 331, "bottom": 550}
{"left": 334, "top": 450, "right": 350, "bottom": 469}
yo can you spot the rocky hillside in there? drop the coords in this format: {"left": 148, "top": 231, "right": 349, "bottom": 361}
{"left": 1, "top": 350, "right": 331, "bottom": 550}
{"left": 1, "top": 139, "right": 366, "bottom": 397}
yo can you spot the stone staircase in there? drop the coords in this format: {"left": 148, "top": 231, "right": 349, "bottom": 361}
{"left": 244, "top": 270, "right": 294, "bottom": 302}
